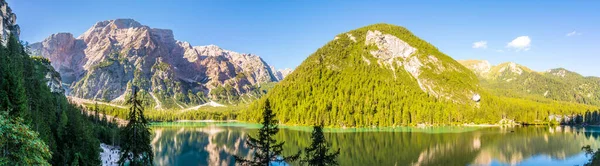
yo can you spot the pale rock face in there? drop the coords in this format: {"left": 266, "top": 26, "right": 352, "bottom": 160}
{"left": 467, "top": 60, "right": 492, "bottom": 77}
{"left": 363, "top": 30, "right": 471, "bottom": 101}
{"left": 273, "top": 68, "right": 293, "bottom": 81}
{"left": 404, "top": 56, "right": 423, "bottom": 78}
{"left": 30, "top": 33, "right": 87, "bottom": 84}
{"left": 346, "top": 33, "right": 356, "bottom": 42}
{"left": 181, "top": 44, "right": 277, "bottom": 87}
{"left": 498, "top": 62, "right": 523, "bottom": 75}
{"left": 552, "top": 69, "right": 567, "bottom": 78}
{"left": 366, "top": 30, "right": 417, "bottom": 62}
{"left": 40, "top": 62, "right": 65, "bottom": 94}
{"left": 0, "top": 0, "right": 18, "bottom": 45}
{"left": 366, "top": 30, "right": 423, "bottom": 84}
{"left": 365, "top": 30, "right": 432, "bottom": 94}
{"left": 31, "top": 19, "right": 279, "bottom": 105}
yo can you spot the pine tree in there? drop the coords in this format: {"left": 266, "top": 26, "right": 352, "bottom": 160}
{"left": 300, "top": 123, "right": 340, "bottom": 166}
{"left": 119, "top": 86, "right": 154, "bottom": 166}
{"left": 94, "top": 102, "right": 100, "bottom": 123}
{"left": 4, "top": 34, "right": 28, "bottom": 118}
{"left": 234, "top": 99, "right": 300, "bottom": 166}
{"left": 101, "top": 108, "right": 109, "bottom": 126}
{"left": 0, "top": 40, "right": 8, "bottom": 112}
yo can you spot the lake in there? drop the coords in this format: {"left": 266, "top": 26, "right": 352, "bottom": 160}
{"left": 150, "top": 122, "right": 600, "bottom": 166}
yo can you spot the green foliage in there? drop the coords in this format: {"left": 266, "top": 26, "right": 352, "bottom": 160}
{"left": 461, "top": 61, "right": 600, "bottom": 106}
{"left": 152, "top": 61, "right": 171, "bottom": 71}
{"left": 240, "top": 24, "right": 599, "bottom": 127}
{"left": 30, "top": 55, "right": 51, "bottom": 65}
{"left": 210, "top": 84, "right": 240, "bottom": 102}
{"left": 582, "top": 145, "right": 600, "bottom": 166}
{"left": 0, "top": 34, "right": 105, "bottom": 165}
{"left": 235, "top": 100, "right": 300, "bottom": 165}
{"left": 119, "top": 87, "right": 154, "bottom": 166}
{"left": 1, "top": 34, "right": 29, "bottom": 118}
{"left": 87, "top": 104, "right": 122, "bottom": 146}
{"left": 0, "top": 112, "right": 51, "bottom": 165}
{"left": 91, "top": 58, "right": 116, "bottom": 70}
{"left": 300, "top": 124, "right": 340, "bottom": 166}
{"left": 87, "top": 102, "right": 242, "bottom": 122}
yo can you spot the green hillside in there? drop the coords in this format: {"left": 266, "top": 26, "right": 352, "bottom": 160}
{"left": 459, "top": 60, "right": 600, "bottom": 106}
{"left": 241, "top": 24, "right": 599, "bottom": 127}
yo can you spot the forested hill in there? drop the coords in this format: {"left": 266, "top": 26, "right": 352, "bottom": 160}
{"left": 459, "top": 60, "right": 600, "bottom": 106}
{"left": 240, "top": 24, "right": 598, "bottom": 127}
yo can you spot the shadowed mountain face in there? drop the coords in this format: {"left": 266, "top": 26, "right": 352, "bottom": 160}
{"left": 30, "top": 19, "right": 289, "bottom": 108}
{"left": 459, "top": 60, "right": 600, "bottom": 106}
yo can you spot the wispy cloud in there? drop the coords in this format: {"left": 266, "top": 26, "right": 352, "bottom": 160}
{"left": 506, "top": 36, "right": 531, "bottom": 51}
{"left": 495, "top": 49, "right": 504, "bottom": 53}
{"left": 566, "top": 31, "right": 582, "bottom": 37}
{"left": 472, "top": 41, "right": 487, "bottom": 49}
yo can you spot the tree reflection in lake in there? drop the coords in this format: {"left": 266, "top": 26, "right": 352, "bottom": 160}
{"left": 150, "top": 123, "right": 600, "bottom": 166}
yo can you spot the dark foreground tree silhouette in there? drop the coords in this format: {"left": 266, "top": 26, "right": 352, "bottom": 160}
{"left": 234, "top": 99, "right": 300, "bottom": 166}
{"left": 119, "top": 87, "right": 154, "bottom": 166}
{"left": 300, "top": 123, "right": 340, "bottom": 166}
{"left": 582, "top": 145, "right": 600, "bottom": 166}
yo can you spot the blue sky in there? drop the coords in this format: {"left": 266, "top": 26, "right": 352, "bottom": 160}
{"left": 9, "top": 0, "right": 600, "bottom": 76}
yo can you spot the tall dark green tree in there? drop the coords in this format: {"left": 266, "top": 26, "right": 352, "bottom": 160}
{"left": 3, "top": 34, "right": 28, "bottom": 118}
{"left": 119, "top": 86, "right": 154, "bottom": 166}
{"left": 0, "top": 42, "right": 7, "bottom": 112}
{"left": 300, "top": 124, "right": 340, "bottom": 166}
{"left": 235, "top": 99, "right": 300, "bottom": 166}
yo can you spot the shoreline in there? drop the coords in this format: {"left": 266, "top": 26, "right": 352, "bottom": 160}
{"left": 151, "top": 120, "right": 530, "bottom": 129}
{"left": 173, "top": 119, "right": 238, "bottom": 123}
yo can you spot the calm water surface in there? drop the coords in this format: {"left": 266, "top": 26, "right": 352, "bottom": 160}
{"left": 150, "top": 122, "right": 600, "bottom": 166}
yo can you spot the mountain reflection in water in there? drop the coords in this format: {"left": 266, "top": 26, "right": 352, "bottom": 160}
{"left": 150, "top": 123, "right": 600, "bottom": 166}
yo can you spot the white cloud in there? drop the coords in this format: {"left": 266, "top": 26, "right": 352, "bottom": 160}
{"left": 472, "top": 41, "right": 488, "bottom": 49}
{"left": 566, "top": 31, "right": 582, "bottom": 37}
{"left": 495, "top": 49, "right": 504, "bottom": 53}
{"left": 506, "top": 36, "right": 531, "bottom": 51}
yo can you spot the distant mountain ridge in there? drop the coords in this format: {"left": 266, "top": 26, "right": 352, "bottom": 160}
{"left": 30, "top": 19, "right": 289, "bottom": 108}
{"left": 459, "top": 60, "right": 600, "bottom": 106}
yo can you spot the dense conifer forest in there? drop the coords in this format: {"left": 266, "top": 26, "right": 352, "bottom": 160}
{"left": 0, "top": 35, "right": 120, "bottom": 165}
{"left": 239, "top": 24, "right": 600, "bottom": 127}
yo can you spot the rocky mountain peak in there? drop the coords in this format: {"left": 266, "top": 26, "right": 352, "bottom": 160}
{"left": 274, "top": 68, "right": 293, "bottom": 81}
{"left": 87, "top": 19, "right": 143, "bottom": 31}
{"left": 31, "top": 18, "right": 281, "bottom": 107}
{"left": 497, "top": 62, "right": 524, "bottom": 75}
{"left": 111, "top": 18, "right": 143, "bottom": 29}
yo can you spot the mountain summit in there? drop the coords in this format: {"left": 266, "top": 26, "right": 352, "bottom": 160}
{"left": 30, "top": 19, "right": 286, "bottom": 108}
{"left": 242, "top": 23, "right": 483, "bottom": 126}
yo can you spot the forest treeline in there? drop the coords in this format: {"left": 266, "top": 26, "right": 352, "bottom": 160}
{"left": 0, "top": 35, "right": 119, "bottom": 165}
{"left": 238, "top": 24, "right": 600, "bottom": 127}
